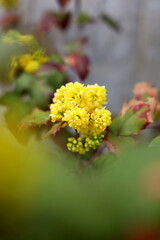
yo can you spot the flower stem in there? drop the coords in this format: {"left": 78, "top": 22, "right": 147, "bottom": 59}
{"left": 81, "top": 144, "right": 106, "bottom": 172}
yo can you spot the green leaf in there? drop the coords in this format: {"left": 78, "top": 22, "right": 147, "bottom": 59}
{"left": 4, "top": 101, "right": 33, "bottom": 145}
{"left": 29, "top": 81, "right": 52, "bottom": 109}
{"left": 106, "top": 133, "right": 134, "bottom": 154}
{"left": 18, "top": 108, "right": 50, "bottom": 129}
{"left": 15, "top": 73, "right": 34, "bottom": 93}
{"left": 101, "top": 14, "right": 120, "bottom": 32}
{"left": 43, "top": 122, "right": 65, "bottom": 140}
{"left": 150, "top": 136, "right": 160, "bottom": 147}
{"left": 109, "top": 106, "right": 148, "bottom": 136}
{"left": 38, "top": 70, "right": 65, "bottom": 89}
{"left": 0, "top": 91, "right": 21, "bottom": 106}
{"left": 109, "top": 110, "right": 133, "bottom": 135}
{"left": 64, "top": 42, "right": 80, "bottom": 54}
{"left": 49, "top": 54, "right": 64, "bottom": 64}
{"left": 77, "top": 12, "right": 91, "bottom": 26}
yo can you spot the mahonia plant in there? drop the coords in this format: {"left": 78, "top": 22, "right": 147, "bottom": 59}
{"left": 50, "top": 82, "right": 111, "bottom": 154}
{"left": 17, "top": 81, "right": 160, "bottom": 169}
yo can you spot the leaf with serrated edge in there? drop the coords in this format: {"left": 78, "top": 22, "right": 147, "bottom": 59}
{"left": 18, "top": 108, "right": 50, "bottom": 129}
{"left": 43, "top": 122, "right": 65, "bottom": 140}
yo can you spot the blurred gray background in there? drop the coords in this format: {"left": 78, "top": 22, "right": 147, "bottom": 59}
{"left": 1, "top": 0, "right": 160, "bottom": 113}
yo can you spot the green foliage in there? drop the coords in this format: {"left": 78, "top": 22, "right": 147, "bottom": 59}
{"left": 43, "top": 122, "right": 65, "bottom": 140}
{"left": 4, "top": 101, "right": 33, "bottom": 144}
{"left": 0, "top": 91, "right": 21, "bottom": 105}
{"left": 106, "top": 133, "right": 135, "bottom": 153}
{"left": 77, "top": 12, "right": 91, "bottom": 26}
{"left": 101, "top": 14, "right": 120, "bottom": 32}
{"left": 15, "top": 73, "right": 34, "bottom": 93}
{"left": 109, "top": 106, "right": 148, "bottom": 136}
{"left": 18, "top": 108, "right": 50, "bottom": 129}
{"left": 38, "top": 70, "right": 65, "bottom": 89}
{"left": 49, "top": 54, "right": 64, "bottom": 65}
{"left": 1, "top": 128, "right": 160, "bottom": 239}
{"left": 29, "top": 81, "right": 52, "bottom": 109}
{"left": 150, "top": 135, "right": 160, "bottom": 147}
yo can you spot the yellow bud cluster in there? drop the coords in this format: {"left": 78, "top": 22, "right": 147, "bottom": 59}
{"left": 67, "top": 135, "right": 104, "bottom": 155}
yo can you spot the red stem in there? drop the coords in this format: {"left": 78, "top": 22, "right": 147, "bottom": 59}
{"left": 81, "top": 144, "right": 106, "bottom": 172}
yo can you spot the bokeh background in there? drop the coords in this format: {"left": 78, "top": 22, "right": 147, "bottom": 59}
{"left": 0, "top": 0, "right": 160, "bottom": 113}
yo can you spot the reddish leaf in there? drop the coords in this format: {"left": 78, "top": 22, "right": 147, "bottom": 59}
{"left": 126, "top": 227, "right": 160, "bottom": 240}
{"left": 120, "top": 98, "right": 157, "bottom": 127}
{"left": 133, "top": 82, "right": 158, "bottom": 101}
{"left": 64, "top": 37, "right": 88, "bottom": 54}
{"left": 37, "top": 62, "right": 65, "bottom": 74}
{"left": 109, "top": 98, "right": 158, "bottom": 137}
{"left": 56, "top": 0, "right": 70, "bottom": 8}
{"left": 0, "top": 12, "right": 18, "bottom": 30}
{"left": 37, "top": 12, "right": 71, "bottom": 32}
{"left": 64, "top": 53, "right": 91, "bottom": 80}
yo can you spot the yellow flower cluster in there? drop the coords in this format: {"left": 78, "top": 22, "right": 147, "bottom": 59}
{"left": 50, "top": 82, "right": 111, "bottom": 154}
{"left": 67, "top": 135, "right": 104, "bottom": 155}
{"left": 9, "top": 50, "right": 47, "bottom": 79}
{"left": 2, "top": 31, "right": 47, "bottom": 79}
{"left": 0, "top": 0, "right": 17, "bottom": 9}
{"left": 2, "top": 31, "right": 38, "bottom": 50}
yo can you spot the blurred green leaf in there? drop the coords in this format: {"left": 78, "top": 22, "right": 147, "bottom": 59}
{"left": 150, "top": 136, "right": 160, "bottom": 147}
{"left": 29, "top": 81, "right": 52, "bottom": 109}
{"left": 4, "top": 101, "right": 33, "bottom": 144}
{"left": 1, "top": 129, "right": 160, "bottom": 239}
{"left": 77, "top": 12, "right": 91, "bottom": 26}
{"left": 0, "top": 91, "right": 21, "bottom": 106}
{"left": 15, "top": 72, "right": 34, "bottom": 93}
{"left": 106, "top": 133, "right": 135, "bottom": 154}
{"left": 49, "top": 54, "right": 64, "bottom": 64}
{"left": 38, "top": 70, "right": 65, "bottom": 89}
{"left": 101, "top": 14, "right": 120, "bottom": 32}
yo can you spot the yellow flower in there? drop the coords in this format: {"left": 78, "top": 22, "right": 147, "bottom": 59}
{"left": 9, "top": 50, "right": 47, "bottom": 79}
{"left": 24, "top": 60, "right": 40, "bottom": 74}
{"left": 63, "top": 107, "right": 89, "bottom": 133}
{"left": 89, "top": 108, "right": 112, "bottom": 135}
{"left": 50, "top": 82, "right": 111, "bottom": 154}
{"left": 2, "top": 31, "right": 38, "bottom": 51}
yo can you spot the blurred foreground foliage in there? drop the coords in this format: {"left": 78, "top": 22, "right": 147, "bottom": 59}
{"left": 1, "top": 123, "right": 160, "bottom": 240}
{"left": 1, "top": 3, "right": 160, "bottom": 239}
